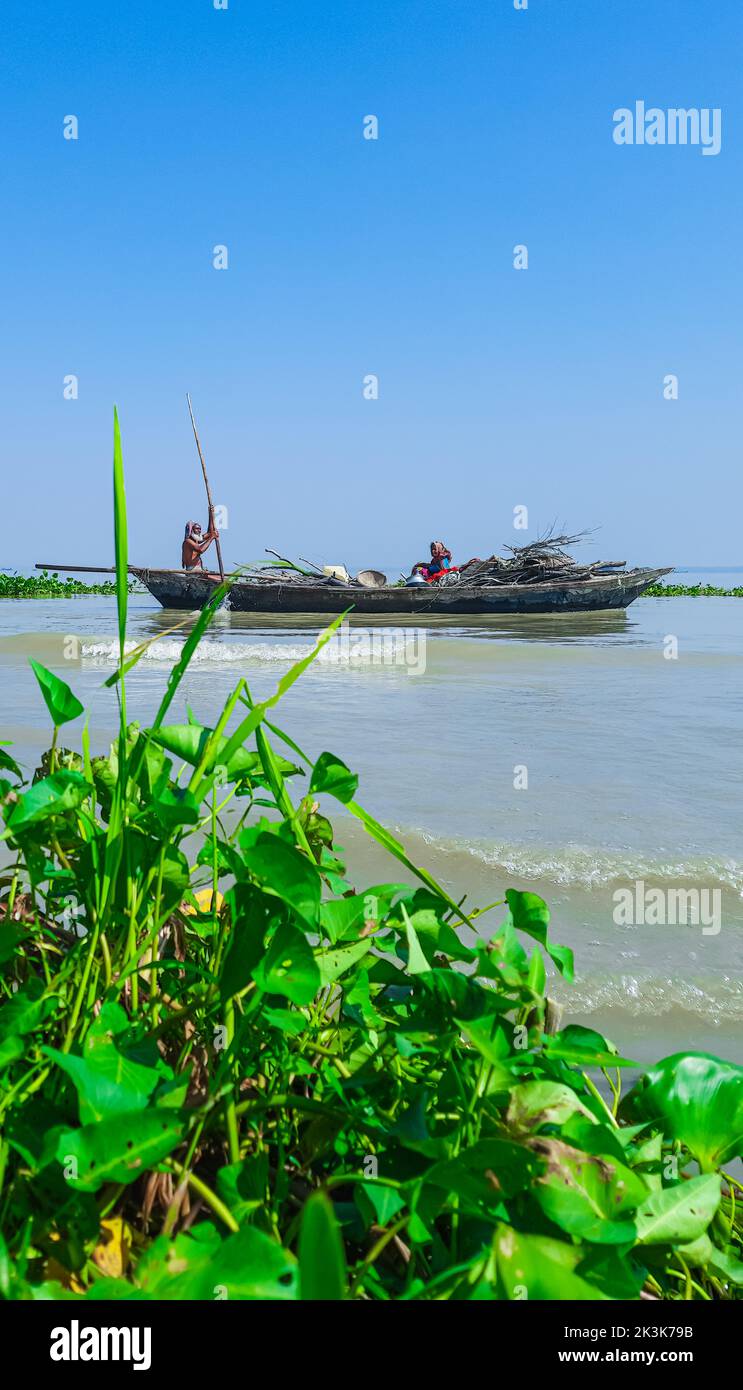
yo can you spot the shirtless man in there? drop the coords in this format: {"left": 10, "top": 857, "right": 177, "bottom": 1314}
{"left": 181, "top": 510, "right": 220, "bottom": 570}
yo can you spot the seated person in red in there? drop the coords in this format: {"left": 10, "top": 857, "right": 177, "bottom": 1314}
{"left": 412, "top": 540, "right": 454, "bottom": 580}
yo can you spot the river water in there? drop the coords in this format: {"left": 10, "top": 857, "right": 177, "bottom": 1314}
{"left": 1, "top": 583, "right": 741, "bottom": 1068}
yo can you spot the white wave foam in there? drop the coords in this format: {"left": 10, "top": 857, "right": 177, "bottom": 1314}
{"left": 80, "top": 637, "right": 403, "bottom": 668}
{"left": 81, "top": 638, "right": 312, "bottom": 665}
{"left": 402, "top": 827, "right": 743, "bottom": 893}
{"left": 550, "top": 972, "right": 743, "bottom": 1023}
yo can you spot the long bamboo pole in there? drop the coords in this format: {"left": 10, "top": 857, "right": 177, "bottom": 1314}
{"left": 186, "top": 393, "right": 225, "bottom": 581}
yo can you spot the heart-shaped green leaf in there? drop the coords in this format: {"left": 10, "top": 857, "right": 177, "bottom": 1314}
{"left": 55, "top": 1111, "right": 185, "bottom": 1190}
{"left": 309, "top": 752, "right": 359, "bottom": 805}
{"left": 253, "top": 922, "right": 321, "bottom": 1005}
{"left": 533, "top": 1140, "right": 647, "bottom": 1245}
{"left": 29, "top": 659, "right": 84, "bottom": 727}
{"left": 7, "top": 770, "right": 91, "bottom": 832}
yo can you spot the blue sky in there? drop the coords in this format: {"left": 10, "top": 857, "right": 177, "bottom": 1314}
{"left": 2, "top": 0, "right": 741, "bottom": 572}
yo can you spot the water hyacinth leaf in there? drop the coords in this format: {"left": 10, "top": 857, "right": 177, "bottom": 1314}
{"left": 319, "top": 895, "right": 368, "bottom": 944}
{"left": 533, "top": 1140, "right": 647, "bottom": 1244}
{"left": 84, "top": 1000, "right": 130, "bottom": 1048}
{"left": 674, "top": 1232, "right": 713, "bottom": 1267}
{"left": 137, "top": 1225, "right": 297, "bottom": 1300}
{"left": 478, "top": 921, "right": 529, "bottom": 987}
{"left": 490, "top": 1225, "right": 610, "bottom": 1301}
{"left": 55, "top": 1111, "right": 185, "bottom": 1191}
{"left": 356, "top": 1183, "right": 406, "bottom": 1228}
{"left": 625, "top": 1130, "right": 663, "bottom": 1166}
{"left": 401, "top": 904, "right": 430, "bottom": 975}
{"left": 42, "top": 1043, "right": 162, "bottom": 1124}
{"left": 545, "top": 939, "right": 574, "bottom": 981}
{"left": 0, "top": 980, "right": 54, "bottom": 1043}
{"left": 253, "top": 921, "right": 321, "bottom": 1005}
{"left": 543, "top": 1024, "right": 638, "bottom": 1069}
{"left": 216, "top": 1162, "right": 265, "bottom": 1225}
{"left": 240, "top": 834, "right": 321, "bottom": 928}
{"left": 0, "top": 1037, "right": 25, "bottom": 1070}
{"left": 145, "top": 785, "right": 200, "bottom": 830}
{"left": 28, "top": 659, "right": 84, "bottom": 728}
{"left": 506, "top": 1081, "right": 598, "bottom": 1136}
{"left": 0, "top": 746, "right": 24, "bottom": 781}
{"left": 133, "top": 1227, "right": 220, "bottom": 1299}
{"left": 316, "top": 936, "right": 374, "bottom": 987}
{"left": 197, "top": 834, "right": 244, "bottom": 879}
{"left": 414, "top": 966, "right": 491, "bottom": 1024}
{"left": 81, "top": 1280, "right": 152, "bottom": 1301}
{"left": 405, "top": 903, "right": 476, "bottom": 962}
{"left": 260, "top": 1005, "right": 306, "bottom": 1035}
{"left": 621, "top": 1053, "right": 743, "bottom": 1171}
{"left": 425, "top": 1139, "right": 539, "bottom": 1206}
{"left": 309, "top": 752, "right": 359, "bottom": 805}
{"left": 6, "top": 770, "right": 91, "bottom": 832}
{"left": 708, "top": 1246, "right": 743, "bottom": 1285}
{"left": 219, "top": 885, "right": 278, "bottom": 1001}
{"left": 634, "top": 1174, "right": 721, "bottom": 1245}
{"left": 505, "top": 888, "right": 550, "bottom": 943}
{"left": 217, "top": 1225, "right": 298, "bottom": 1300}
{"left": 527, "top": 944, "right": 546, "bottom": 997}
{"left": 149, "top": 724, "right": 301, "bottom": 784}
{"left": 319, "top": 884, "right": 405, "bottom": 943}
{"left": 0, "top": 920, "right": 28, "bottom": 965}
{"left": 505, "top": 889, "right": 574, "bottom": 980}
{"left": 299, "top": 1192, "right": 347, "bottom": 1300}
{"left": 460, "top": 1017, "right": 516, "bottom": 1085}
{"left": 575, "top": 1247, "right": 647, "bottom": 1300}
{"left": 560, "top": 1115, "right": 629, "bottom": 1166}
{"left": 145, "top": 843, "right": 190, "bottom": 916}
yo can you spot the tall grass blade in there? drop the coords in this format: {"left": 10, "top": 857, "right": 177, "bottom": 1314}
{"left": 112, "top": 408, "right": 128, "bottom": 672}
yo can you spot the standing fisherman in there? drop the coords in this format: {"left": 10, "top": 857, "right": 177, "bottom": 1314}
{"left": 181, "top": 510, "right": 220, "bottom": 570}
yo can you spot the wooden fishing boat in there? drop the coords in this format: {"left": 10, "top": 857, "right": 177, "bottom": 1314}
{"left": 131, "top": 565, "right": 671, "bottom": 614}
{"left": 34, "top": 562, "right": 672, "bottom": 614}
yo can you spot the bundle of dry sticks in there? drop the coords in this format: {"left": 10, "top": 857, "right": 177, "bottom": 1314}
{"left": 454, "top": 532, "right": 626, "bottom": 588}
{"left": 249, "top": 533, "right": 624, "bottom": 589}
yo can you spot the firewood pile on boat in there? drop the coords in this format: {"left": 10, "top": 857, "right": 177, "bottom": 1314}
{"left": 245, "top": 532, "right": 629, "bottom": 590}
{"left": 447, "top": 532, "right": 629, "bottom": 588}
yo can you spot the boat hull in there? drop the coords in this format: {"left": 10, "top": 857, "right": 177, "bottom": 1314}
{"left": 133, "top": 568, "right": 672, "bottom": 616}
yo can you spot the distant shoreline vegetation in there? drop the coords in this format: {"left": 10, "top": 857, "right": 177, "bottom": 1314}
{"left": 642, "top": 583, "right": 743, "bottom": 598}
{"left": 0, "top": 571, "right": 142, "bottom": 598}
{"left": 2, "top": 573, "right": 743, "bottom": 601}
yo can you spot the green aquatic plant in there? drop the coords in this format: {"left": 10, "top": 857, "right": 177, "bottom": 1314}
{"left": 0, "top": 414, "right": 742, "bottom": 1301}
{"left": 0, "top": 571, "right": 141, "bottom": 599}
{"left": 643, "top": 583, "right": 743, "bottom": 597}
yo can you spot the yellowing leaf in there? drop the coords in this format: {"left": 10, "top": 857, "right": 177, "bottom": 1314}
{"left": 184, "top": 888, "right": 224, "bottom": 915}
{"left": 92, "top": 1217, "right": 133, "bottom": 1278}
